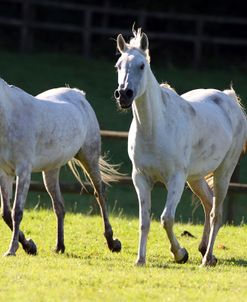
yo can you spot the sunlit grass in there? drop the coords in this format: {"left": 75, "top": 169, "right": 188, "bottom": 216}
{"left": 0, "top": 210, "right": 247, "bottom": 301}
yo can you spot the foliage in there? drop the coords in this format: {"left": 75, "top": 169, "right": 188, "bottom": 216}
{"left": 0, "top": 210, "right": 247, "bottom": 302}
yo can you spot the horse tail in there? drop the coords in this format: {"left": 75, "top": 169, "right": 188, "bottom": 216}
{"left": 98, "top": 156, "right": 123, "bottom": 185}
{"left": 68, "top": 155, "right": 123, "bottom": 189}
{"left": 205, "top": 173, "right": 214, "bottom": 190}
{"left": 223, "top": 86, "right": 242, "bottom": 107}
{"left": 223, "top": 87, "right": 247, "bottom": 155}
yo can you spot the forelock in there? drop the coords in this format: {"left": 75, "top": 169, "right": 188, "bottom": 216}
{"left": 125, "top": 28, "right": 150, "bottom": 63}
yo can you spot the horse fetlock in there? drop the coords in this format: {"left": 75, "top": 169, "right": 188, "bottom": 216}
{"left": 135, "top": 257, "right": 146, "bottom": 266}
{"left": 106, "top": 237, "right": 121, "bottom": 252}
{"left": 4, "top": 241, "right": 19, "bottom": 257}
{"left": 54, "top": 243, "right": 65, "bottom": 254}
{"left": 104, "top": 228, "right": 113, "bottom": 240}
{"left": 173, "top": 247, "right": 189, "bottom": 264}
{"left": 23, "top": 239, "right": 37, "bottom": 255}
{"left": 201, "top": 254, "right": 217, "bottom": 267}
{"left": 198, "top": 244, "right": 207, "bottom": 257}
{"left": 111, "top": 238, "right": 122, "bottom": 253}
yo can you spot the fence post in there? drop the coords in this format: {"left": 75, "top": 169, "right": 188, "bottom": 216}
{"left": 194, "top": 18, "right": 203, "bottom": 68}
{"left": 226, "top": 163, "right": 240, "bottom": 223}
{"left": 82, "top": 8, "right": 92, "bottom": 58}
{"left": 20, "top": 0, "right": 33, "bottom": 53}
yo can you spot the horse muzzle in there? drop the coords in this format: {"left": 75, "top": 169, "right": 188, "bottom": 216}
{"left": 114, "top": 88, "right": 134, "bottom": 109}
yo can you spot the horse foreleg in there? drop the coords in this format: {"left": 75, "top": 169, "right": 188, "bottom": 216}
{"left": 187, "top": 178, "right": 213, "bottom": 257}
{"left": 161, "top": 172, "right": 188, "bottom": 263}
{"left": 1, "top": 180, "right": 37, "bottom": 255}
{"left": 133, "top": 172, "right": 152, "bottom": 266}
{"left": 42, "top": 169, "right": 65, "bottom": 253}
{"left": 4, "top": 167, "right": 31, "bottom": 256}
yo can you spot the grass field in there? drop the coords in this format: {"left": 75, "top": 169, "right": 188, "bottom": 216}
{"left": 0, "top": 210, "right": 247, "bottom": 302}
{"left": 0, "top": 51, "right": 247, "bottom": 223}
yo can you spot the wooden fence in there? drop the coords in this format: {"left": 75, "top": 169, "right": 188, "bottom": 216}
{"left": 1, "top": 0, "right": 247, "bottom": 65}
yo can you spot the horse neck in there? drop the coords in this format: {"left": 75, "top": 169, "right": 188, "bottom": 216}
{"left": 132, "top": 68, "right": 162, "bottom": 139}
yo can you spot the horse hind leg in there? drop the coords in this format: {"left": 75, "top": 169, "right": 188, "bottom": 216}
{"left": 202, "top": 148, "right": 242, "bottom": 267}
{"left": 42, "top": 168, "right": 65, "bottom": 253}
{"left": 187, "top": 178, "right": 213, "bottom": 257}
{"left": 0, "top": 171, "right": 37, "bottom": 255}
{"left": 75, "top": 149, "right": 121, "bottom": 253}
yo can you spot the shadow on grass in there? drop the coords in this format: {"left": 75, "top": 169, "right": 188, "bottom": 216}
{"left": 222, "top": 258, "right": 247, "bottom": 267}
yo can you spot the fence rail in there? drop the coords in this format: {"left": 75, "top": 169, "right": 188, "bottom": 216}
{"left": 1, "top": 0, "right": 247, "bottom": 65}
{"left": 27, "top": 178, "right": 247, "bottom": 195}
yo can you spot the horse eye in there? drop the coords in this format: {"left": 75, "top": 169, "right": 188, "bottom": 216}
{"left": 140, "top": 63, "right": 145, "bottom": 70}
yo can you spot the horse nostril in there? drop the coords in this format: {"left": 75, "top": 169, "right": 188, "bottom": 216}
{"left": 114, "top": 89, "right": 120, "bottom": 99}
{"left": 126, "top": 89, "right": 133, "bottom": 99}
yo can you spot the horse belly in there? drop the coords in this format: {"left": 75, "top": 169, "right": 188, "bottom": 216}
{"left": 32, "top": 123, "right": 86, "bottom": 172}
{"left": 32, "top": 147, "right": 79, "bottom": 172}
{"left": 187, "top": 138, "right": 231, "bottom": 180}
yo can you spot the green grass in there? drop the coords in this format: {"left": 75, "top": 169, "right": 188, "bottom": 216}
{"left": 0, "top": 51, "right": 247, "bottom": 223}
{"left": 0, "top": 210, "right": 247, "bottom": 301}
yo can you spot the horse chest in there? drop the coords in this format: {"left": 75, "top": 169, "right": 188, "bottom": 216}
{"left": 128, "top": 136, "right": 177, "bottom": 182}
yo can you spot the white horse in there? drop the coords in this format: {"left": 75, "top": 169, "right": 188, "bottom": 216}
{"left": 0, "top": 79, "right": 121, "bottom": 256}
{"left": 114, "top": 28, "right": 247, "bottom": 267}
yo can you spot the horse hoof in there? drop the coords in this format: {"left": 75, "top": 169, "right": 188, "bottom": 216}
{"left": 24, "top": 239, "right": 37, "bottom": 255}
{"left": 111, "top": 239, "right": 121, "bottom": 253}
{"left": 175, "top": 248, "right": 189, "bottom": 264}
{"left": 3, "top": 251, "right": 16, "bottom": 257}
{"left": 201, "top": 255, "right": 217, "bottom": 267}
{"left": 135, "top": 259, "right": 146, "bottom": 266}
{"left": 54, "top": 244, "right": 65, "bottom": 254}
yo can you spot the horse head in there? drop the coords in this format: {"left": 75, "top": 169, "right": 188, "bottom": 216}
{"left": 114, "top": 28, "right": 150, "bottom": 109}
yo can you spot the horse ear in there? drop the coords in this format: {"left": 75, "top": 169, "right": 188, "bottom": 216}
{"left": 117, "top": 34, "right": 127, "bottom": 53}
{"left": 140, "top": 33, "right": 149, "bottom": 52}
